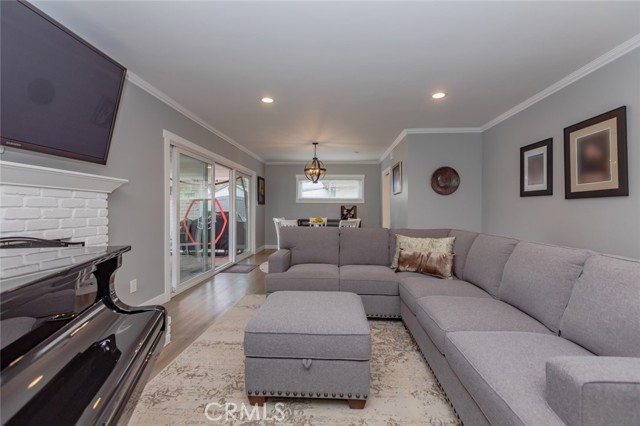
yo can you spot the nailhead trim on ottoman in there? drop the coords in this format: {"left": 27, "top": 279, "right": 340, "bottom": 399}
{"left": 244, "top": 291, "right": 371, "bottom": 409}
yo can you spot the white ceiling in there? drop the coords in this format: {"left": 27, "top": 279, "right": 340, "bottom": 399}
{"left": 33, "top": 1, "right": 640, "bottom": 162}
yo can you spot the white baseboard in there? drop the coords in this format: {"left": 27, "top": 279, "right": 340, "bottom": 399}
{"left": 264, "top": 245, "right": 278, "bottom": 250}
{"left": 256, "top": 245, "right": 266, "bottom": 253}
{"left": 138, "top": 293, "right": 170, "bottom": 306}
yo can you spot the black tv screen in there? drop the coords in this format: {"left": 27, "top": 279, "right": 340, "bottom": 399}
{"left": 1, "top": 0, "right": 126, "bottom": 164}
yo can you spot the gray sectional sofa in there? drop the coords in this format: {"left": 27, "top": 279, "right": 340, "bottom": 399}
{"left": 266, "top": 227, "right": 640, "bottom": 426}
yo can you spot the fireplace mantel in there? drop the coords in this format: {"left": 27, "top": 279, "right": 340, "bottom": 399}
{"left": 0, "top": 160, "right": 128, "bottom": 193}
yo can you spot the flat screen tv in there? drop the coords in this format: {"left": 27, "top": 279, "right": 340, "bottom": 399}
{"left": 1, "top": 0, "right": 126, "bottom": 164}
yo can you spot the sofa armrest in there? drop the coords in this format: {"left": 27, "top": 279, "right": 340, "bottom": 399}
{"left": 546, "top": 356, "right": 640, "bottom": 426}
{"left": 268, "top": 249, "right": 291, "bottom": 274}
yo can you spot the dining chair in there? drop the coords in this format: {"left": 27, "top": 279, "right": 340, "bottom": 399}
{"left": 274, "top": 218, "right": 298, "bottom": 249}
{"left": 338, "top": 218, "right": 361, "bottom": 228}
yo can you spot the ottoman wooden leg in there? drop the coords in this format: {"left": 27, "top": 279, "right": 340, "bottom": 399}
{"left": 347, "top": 399, "right": 366, "bottom": 409}
{"left": 248, "top": 396, "right": 266, "bottom": 406}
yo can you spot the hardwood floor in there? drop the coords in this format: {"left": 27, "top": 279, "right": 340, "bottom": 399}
{"left": 151, "top": 250, "right": 273, "bottom": 378}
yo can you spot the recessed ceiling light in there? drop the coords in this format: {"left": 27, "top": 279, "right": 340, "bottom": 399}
{"left": 261, "top": 97, "right": 275, "bottom": 104}
{"left": 432, "top": 92, "right": 447, "bottom": 99}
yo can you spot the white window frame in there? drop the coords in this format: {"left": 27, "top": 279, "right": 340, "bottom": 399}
{"left": 295, "top": 174, "right": 365, "bottom": 204}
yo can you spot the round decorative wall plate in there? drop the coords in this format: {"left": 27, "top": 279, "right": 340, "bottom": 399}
{"left": 431, "top": 167, "right": 460, "bottom": 195}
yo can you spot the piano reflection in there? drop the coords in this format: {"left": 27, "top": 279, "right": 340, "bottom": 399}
{"left": 0, "top": 239, "right": 166, "bottom": 426}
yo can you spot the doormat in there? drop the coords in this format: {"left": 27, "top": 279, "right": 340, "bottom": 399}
{"left": 222, "top": 264, "right": 258, "bottom": 273}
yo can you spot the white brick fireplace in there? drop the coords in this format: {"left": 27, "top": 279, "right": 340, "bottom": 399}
{"left": 0, "top": 161, "right": 127, "bottom": 246}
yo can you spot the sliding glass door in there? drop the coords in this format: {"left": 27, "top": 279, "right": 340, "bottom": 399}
{"left": 235, "top": 172, "right": 251, "bottom": 260}
{"left": 171, "top": 150, "right": 214, "bottom": 292}
{"left": 169, "top": 143, "right": 255, "bottom": 294}
{"left": 214, "top": 164, "right": 232, "bottom": 270}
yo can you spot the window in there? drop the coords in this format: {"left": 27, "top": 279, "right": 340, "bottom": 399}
{"left": 296, "top": 175, "right": 365, "bottom": 203}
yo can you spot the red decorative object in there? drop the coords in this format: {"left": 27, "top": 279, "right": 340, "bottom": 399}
{"left": 182, "top": 198, "right": 227, "bottom": 246}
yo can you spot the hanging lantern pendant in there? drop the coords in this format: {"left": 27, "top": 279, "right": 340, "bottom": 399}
{"left": 304, "top": 142, "right": 327, "bottom": 183}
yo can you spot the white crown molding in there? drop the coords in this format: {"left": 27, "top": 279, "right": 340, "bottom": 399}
{"left": 481, "top": 33, "right": 640, "bottom": 132}
{"left": 379, "top": 129, "right": 408, "bottom": 163}
{"left": 0, "top": 160, "right": 128, "bottom": 193}
{"left": 379, "top": 127, "right": 482, "bottom": 163}
{"left": 379, "top": 34, "right": 640, "bottom": 163}
{"left": 266, "top": 160, "right": 380, "bottom": 166}
{"left": 126, "top": 72, "right": 265, "bottom": 164}
{"left": 129, "top": 33, "right": 640, "bottom": 166}
{"left": 405, "top": 127, "right": 482, "bottom": 135}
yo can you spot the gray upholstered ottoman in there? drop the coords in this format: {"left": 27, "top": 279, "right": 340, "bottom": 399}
{"left": 244, "top": 291, "right": 371, "bottom": 409}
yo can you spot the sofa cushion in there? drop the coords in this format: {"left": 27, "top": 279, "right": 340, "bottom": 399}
{"left": 499, "top": 242, "right": 591, "bottom": 333}
{"left": 245, "top": 291, "right": 370, "bottom": 360}
{"left": 391, "top": 234, "right": 455, "bottom": 269}
{"left": 463, "top": 234, "right": 518, "bottom": 297}
{"left": 339, "top": 265, "right": 399, "bottom": 296}
{"left": 268, "top": 249, "right": 291, "bottom": 274}
{"left": 397, "top": 249, "right": 455, "bottom": 279}
{"left": 389, "top": 229, "right": 451, "bottom": 265}
{"left": 399, "top": 275, "right": 491, "bottom": 315}
{"left": 445, "top": 331, "right": 593, "bottom": 426}
{"left": 416, "top": 297, "right": 552, "bottom": 354}
{"left": 279, "top": 227, "right": 340, "bottom": 266}
{"left": 448, "top": 229, "right": 479, "bottom": 279}
{"left": 339, "top": 228, "right": 390, "bottom": 266}
{"left": 560, "top": 254, "right": 640, "bottom": 357}
{"left": 265, "top": 264, "right": 339, "bottom": 293}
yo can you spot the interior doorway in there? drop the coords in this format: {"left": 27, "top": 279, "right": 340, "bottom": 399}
{"left": 382, "top": 167, "right": 391, "bottom": 228}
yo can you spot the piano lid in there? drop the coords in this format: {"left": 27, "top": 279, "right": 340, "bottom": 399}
{"left": 0, "top": 246, "right": 131, "bottom": 361}
{"left": 0, "top": 246, "right": 130, "bottom": 293}
{"left": 1, "top": 244, "right": 165, "bottom": 426}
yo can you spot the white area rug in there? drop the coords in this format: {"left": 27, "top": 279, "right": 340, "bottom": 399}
{"left": 259, "top": 261, "right": 269, "bottom": 274}
{"left": 130, "top": 295, "right": 461, "bottom": 425}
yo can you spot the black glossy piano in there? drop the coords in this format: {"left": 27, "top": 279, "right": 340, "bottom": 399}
{"left": 0, "top": 240, "right": 166, "bottom": 426}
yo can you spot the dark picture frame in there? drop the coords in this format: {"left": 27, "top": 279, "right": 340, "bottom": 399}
{"left": 520, "top": 138, "right": 553, "bottom": 197}
{"left": 392, "top": 162, "right": 403, "bottom": 194}
{"left": 340, "top": 205, "right": 358, "bottom": 220}
{"left": 257, "top": 176, "right": 265, "bottom": 205}
{"left": 564, "top": 106, "right": 628, "bottom": 199}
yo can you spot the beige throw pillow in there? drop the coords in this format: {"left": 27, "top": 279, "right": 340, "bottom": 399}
{"left": 391, "top": 235, "right": 455, "bottom": 269}
{"left": 397, "top": 249, "right": 455, "bottom": 279}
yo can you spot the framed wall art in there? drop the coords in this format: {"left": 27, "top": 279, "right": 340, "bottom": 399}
{"left": 340, "top": 205, "right": 358, "bottom": 220}
{"left": 520, "top": 138, "right": 553, "bottom": 197}
{"left": 392, "top": 162, "right": 403, "bottom": 194}
{"left": 564, "top": 106, "right": 628, "bottom": 199}
{"left": 431, "top": 166, "right": 460, "bottom": 196}
{"left": 257, "top": 176, "right": 266, "bottom": 205}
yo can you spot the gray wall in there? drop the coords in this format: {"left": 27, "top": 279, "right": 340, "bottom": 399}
{"left": 381, "top": 137, "right": 410, "bottom": 228}
{"left": 381, "top": 133, "right": 483, "bottom": 231}
{"left": 407, "top": 133, "right": 483, "bottom": 230}
{"left": 482, "top": 49, "right": 640, "bottom": 258}
{"left": 0, "top": 81, "right": 266, "bottom": 305}
{"left": 264, "top": 163, "right": 381, "bottom": 246}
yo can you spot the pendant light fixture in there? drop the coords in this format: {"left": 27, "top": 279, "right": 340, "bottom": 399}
{"left": 304, "top": 142, "right": 327, "bottom": 183}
